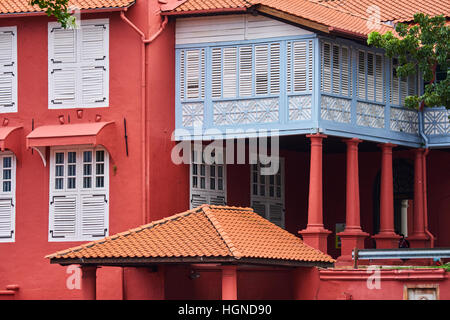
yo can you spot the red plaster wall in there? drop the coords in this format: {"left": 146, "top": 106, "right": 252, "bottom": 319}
{"left": 0, "top": 2, "right": 177, "bottom": 299}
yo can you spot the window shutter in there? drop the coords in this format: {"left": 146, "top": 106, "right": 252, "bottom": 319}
{"left": 341, "top": 46, "right": 350, "bottom": 96}
{"left": 269, "top": 203, "right": 284, "bottom": 227}
{"left": 375, "top": 54, "right": 383, "bottom": 102}
{"left": 367, "top": 52, "right": 375, "bottom": 101}
{"left": 321, "top": 42, "right": 331, "bottom": 93}
{"left": 80, "top": 24, "right": 108, "bottom": 107}
{"left": 255, "top": 44, "right": 269, "bottom": 95}
{"left": 81, "top": 194, "right": 107, "bottom": 237}
{"left": 186, "top": 49, "right": 201, "bottom": 99}
{"left": 222, "top": 47, "right": 237, "bottom": 98}
{"left": 179, "top": 51, "right": 185, "bottom": 99}
{"left": 269, "top": 43, "right": 280, "bottom": 94}
{"left": 408, "top": 73, "right": 416, "bottom": 97}
{"left": 50, "top": 68, "right": 77, "bottom": 105}
{"left": 293, "top": 41, "right": 307, "bottom": 92}
{"left": 332, "top": 45, "right": 340, "bottom": 95}
{"left": 287, "top": 42, "right": 292, "bottom": 92}
{"left": 308, "top": 40, "right": 313, "bottom": 91}
{"left": 0, "top": 198, "right": 14, "bottom": 239}
{"left": 0, "top": 28, "right": 17, "bottom": 111}
{"left": 49, "top": 20, "right": 108, "bottom": 109}
{"left": 50, "top": 195, "right": 77, "bottom": 238}
{"left": 391, "top": 59, "right": 400, "bottom": 105}
{"left": 211, "top": 47, "right": 222, "bottom": 98}
{"left": 252, "top": 200, "right": 267, "bottom": 219}
{"left": 239, "top": 46, "right": 252, "bottom": 96}
{"left": 357, "top": 50, "right": 366, "bottom": 99}
{"left": 191, "top": 193, "right": 208, "bottom": 208}
{"left": 209, "top": 195, "right": 226, "bottom": 206}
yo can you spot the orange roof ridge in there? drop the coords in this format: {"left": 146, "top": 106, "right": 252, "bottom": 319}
{"left": 202, "top": 205, "right": 243, "bottom": 259}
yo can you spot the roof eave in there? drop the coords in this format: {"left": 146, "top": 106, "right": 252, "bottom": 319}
{"left": 0, "top": 4, "right": 135, "bottom": 19}
{"left": 161, "top": 7, "right": 248, "bottom": 17}
{"left": 49, "top": 256, "right": 334, "bottom": 268}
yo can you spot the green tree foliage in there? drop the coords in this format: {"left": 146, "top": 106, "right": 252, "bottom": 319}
{"left": 30, "top": 0, "right": 75, "bottom": 28}
{"left": 368, "top": 13, "right": 449, "bottom": 110}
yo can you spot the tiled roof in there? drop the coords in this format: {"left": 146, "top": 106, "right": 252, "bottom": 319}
{"left": 46, "top": 205, "right": 334, "bottom": 265}
{"left": 167, "top": 0, "right": 449, "bottom": 37}
{"left": 309, "top": 0, "right": 450, "bottom": 23}
{"left": 0, "top": 0, "right": 135, "bottom": 15}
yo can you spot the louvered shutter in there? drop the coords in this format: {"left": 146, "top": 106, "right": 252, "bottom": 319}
{"left": 269, "top": 43, "right": 280, "bottom": 94}
{"left": 222, "top": 47, "right": 237, "bottom": 98}
{"left": 80, "top": 23, "right": 108, "bottom": 107}
{"left": 191, "top": 192, "right": 208, "bottom": 208}
{"left": 321, "top": 42, "right": 331, "bottom": 93}
{"left": 367, "top": 52, "right": 375, "bottom": 101}
{"left": 81, "top": 194, "right": 107, "bottom": 237}
{"left": 308, "top": 41, "right": 313, "bottom": 92}
{"left": 391, "top": 59, "right": 400, "bottom": 105}
{"left": 239, "top": 46, "right": 252, "bottom": 96}
{"left": 0, "top": 198, "right": 14, "bottom": 240}
{"left": 255, "top": 45, "right": 269, "bottom": 95}
{"left": 49, "top": 26, "right": 77, "bottom": 107}
{"left": 357, "top": 50, "right": 366, "bottom": 99}
{"left": 375, "top": 54, "right": 383, "bottom": 102}
{"left": 293, "top": 41, "right": 307, "bottom": 92}
{"left": 269, "top": 203, "right": 284, "bottom": 227}
{"left": 49, "top": 20, "right": 109, "bottom": 109}
{"left": 287, "top": 42, "right": 292, "bottom": 92}
{"left": 50, "top": 195, "right": 77, "bottom": 238}
{"left": 341, "top": 46, "right": 350, "bottom": 96}
{"left": 252, "top": 200, "right": 267, "bottom": 219}
{"left": 209, "top": 194, "right": 226, "bottom": 206}
{"left": 332, "top": 45, "right": 340, "bottom": 95}
{"left": 186, "top": 49, "right": 201, "bottom": 99}
{"left": 0, "top": 28, "right": 17, "bottom": 112}
{"left": 211, "top": 47, "right": 222, "bottom": 98}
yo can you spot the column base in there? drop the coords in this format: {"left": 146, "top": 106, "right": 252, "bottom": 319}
{"left": 407, "top": 233, "right": 430, "bottom": 248}
{"left": 335, "top": 229, "right": 369, "bottom": 267}
{"left": 372, "top": 232, "right": 401, "bottom": 249}
{"left": 299, "top": 227, "right": 332, "bottom": 253}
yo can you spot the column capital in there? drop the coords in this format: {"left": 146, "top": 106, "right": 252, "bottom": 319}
{"left": 306, "top": 133, "right": 327, "bottom": 140}
{"left": 342, "top": 137, "right": 362, "bottom": 145}
{"left": 377, "top": 142, "right": 397, "bottom": 149}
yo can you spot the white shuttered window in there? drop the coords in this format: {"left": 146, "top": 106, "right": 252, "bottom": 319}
{"left": 0, "top": 153, "right": 16, "bottom": 242}
{"left": 0, "top": 27, "right": 17, "bottom": 113}
{"left": 321, "top": 42, "right": 351, "bottom": 97}
{"left": 390, "top": 59, "right": 417, "bottom": 106}
{"left": 251, "top": 160, "right": 285, "bottom": 228}
{"left": 48, "top": 19, "right": 109, "bottom": 109}
{"left": 190, "top": 148, "right": 226, "bottom": 208}
{"left": 357, "top": 50, "right": 384, "bottom": 103}
{"left": 49, "top": 146, "right": 109, "bottom": 241}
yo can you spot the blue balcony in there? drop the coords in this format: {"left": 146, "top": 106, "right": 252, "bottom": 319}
{"left": 174, "top": 35, "right": 449, "bottom": 148}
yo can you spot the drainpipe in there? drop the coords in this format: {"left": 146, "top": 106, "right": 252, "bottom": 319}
{"left": 422, "top": 148, "right": 435, "bottom": 248}
{"left": 120, "top": 7, "right": 168, "bottom": 224}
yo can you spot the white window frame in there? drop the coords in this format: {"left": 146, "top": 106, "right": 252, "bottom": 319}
{"left": 0, "top": 26, "right": 18, "bottom": 113}
{"left": 189, "top": 147, "right": 227, "bottom": 208}
{"left": 48, "top": 19, "right": 109, "bottom": 109}
{"left": 48, "top": 145, "right": 109, "bottom": 242}
{"left": 250, "top": 158, "right": 285, "bottom": 228}
{"left": 0, "top": 152, "right": 16, "bottom": 242}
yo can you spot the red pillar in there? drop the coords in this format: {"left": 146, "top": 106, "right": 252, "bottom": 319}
{"left": 373, "top": 143, "right": 400, "bottom": 248}
{"left": 336, "top": 138, "right": 368, "bottom": 266}
{"left": 408, "top": 149, "right": 429, "bottom": 247}
{"left": 81, "top": 266, "right": 97, "bottom": 300}
{"left": 221, "top": 266, "right": 237, "bottom": 300}
{"left": 299, "top": 134, "right": 331, "bottom": 253}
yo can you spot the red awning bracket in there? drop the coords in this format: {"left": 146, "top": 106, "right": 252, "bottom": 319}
{"left": 26, "top": 122, "right": 115, "bottom": 166}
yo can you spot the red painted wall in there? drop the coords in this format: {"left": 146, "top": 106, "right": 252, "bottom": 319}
{"left": 0, "top": 2, "right": 178, "bottom": 299}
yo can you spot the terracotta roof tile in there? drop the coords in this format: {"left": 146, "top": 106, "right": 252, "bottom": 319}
{"left": 0, "top": 0, "right": 135, "bottom": 15}
{"left": 46, "top": 205, "right": 334, "bottom": 265}
{"left": 168, "top": 0, "right": 449, "bottom": 37}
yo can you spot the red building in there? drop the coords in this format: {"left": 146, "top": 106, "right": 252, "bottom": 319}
{"left": 0, "top": 0, "right": 449, "bottom": 300}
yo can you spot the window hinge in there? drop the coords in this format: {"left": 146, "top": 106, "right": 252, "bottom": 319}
{"left": 94, "top": 24, "right": 106, "bottom": 29}
{"left": 0, "top": 198, "right": 14, "bottom": 207}
{"left": 49, "top": 230, "right": 65, "bottom": 238}
{"left": 51, "top": 59, "right": 62, "bottom": 64}
{"left": 51, "top": 69, "right": 62, "bottom": 74}
{"left": 94, "top": 66, "right": 106, "bottom": 71}
{"left": 3, "top": 71, "right": 14, "bottom": 76}
{"left": 94, "top": 97, "right": 106, "bottom": 103}
{"left": 93, "top": 194, "right": 108, "bottom": 203}
{"left": 0, "top": 230, "right": 14, "bottom": 239}
{"left": 51, "top": 100, "right": 63, "bottom": 105}
{"left": 50, "top": 195, "right": 66, "bottom": 205}
{"left": 95, "top": 56, "right": 106, "bottom": 61}
{"left": 92, "top": 228, "right": 108, "bottom": 237}
{"left": 3, "top": 62, "right": 14, "bottom": 67}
